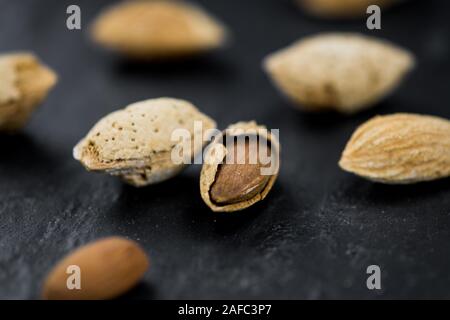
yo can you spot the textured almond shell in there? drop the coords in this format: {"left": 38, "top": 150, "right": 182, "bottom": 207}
{"left": 297, "top": 0, "right": 397, "bottom": 18}
{"left": 339, "top": 113, "right": 450, "bottom": 184}
{"left": 91, "top": 0, "right": 227, "bottom": 58}
{"left": 0, "top": 52, "right": 57, "bottom": 131}
{"left": 200, "top": 121, "right": 280, "bottom": 212}
{"left": 42, "top": 237, "right": 149, "bottom": 300}
{"left": 264, "top": 33, "right": 415, "bottom": 114}
{"left": 73, "top": 98, "right": 216, "bottom": 187}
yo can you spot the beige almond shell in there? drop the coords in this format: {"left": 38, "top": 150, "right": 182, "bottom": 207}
{"left": 42, "top": 237, "right": 149, "bottom": 300}
{"left": 91, "top": 0, "right": 227, "bottom": 59}
{"left": 339, "top": 113, "right": 450, "bottom": 184}
{"left": 200, "top": 121, "right": 280, "bottom": 212}
{"left": 264, "top": 33, "right": 415, "bottom": 114}
{"left": 73, "top": 98, "right": 216, "bottom": 187}
{"left": 0, "top": 52, "right": 57, "bottom": 131}
{"left": 297, "top": 0, "right": 397, "bottom": 18}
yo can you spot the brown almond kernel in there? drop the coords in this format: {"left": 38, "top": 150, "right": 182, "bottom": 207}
{"left": 42, "top": 237, "right": 149, "bottom": 300}
{"left": 210, "top": 138, "right": 272, "bottom": 205}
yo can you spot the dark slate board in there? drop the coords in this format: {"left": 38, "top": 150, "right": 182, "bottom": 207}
{"left": 1, "top": 0, "right": 450, "bottom": 299}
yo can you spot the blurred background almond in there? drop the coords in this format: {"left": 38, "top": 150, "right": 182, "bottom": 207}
{"left": 296, "top": 0, "right": 399, "bottom": 18}
{"left": 91, "top": 0, "right": 228, "bottom": 59}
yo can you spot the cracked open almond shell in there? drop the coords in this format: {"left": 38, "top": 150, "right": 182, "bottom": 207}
{"left": 73, "top": 98, "right": 216, "bottom": 187}
{"left": 0, "top": 52, "right": 57, "bottom": 131}
{"left": 339, "top": 113, "right": 450, "bottom": 184}
{"left": 200, "top": 121, "right": 280, "bottom": 212}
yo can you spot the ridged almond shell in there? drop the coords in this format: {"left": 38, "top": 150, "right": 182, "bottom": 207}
{"left": 0, "top": 52, "right": 57, "bottom": 131}
{"left": 339, "top": 113, "right": 450, "bottom": 184}
{"left": 264, "top": 33, "right": 415, "bottom": 114}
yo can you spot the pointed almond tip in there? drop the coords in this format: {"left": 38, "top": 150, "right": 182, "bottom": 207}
{"left": 338, "top": 156, "right": 347, "bottom": 171}
{"left": 262, "top": 54, "right": 277, "bottom": 74}
{"left": 72, "top": 145, "right": 81, "bottom": 161}
{"left": 338, "top": 150, "right": 355, "bottom": 174}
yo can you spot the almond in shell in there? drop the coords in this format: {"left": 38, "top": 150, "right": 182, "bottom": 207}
{"left": 91, "top": 0, "right": 228, "bottom": 59}
{"left": 200, "top": 121, "right": 280, "bottom": 212}
{"left": 0, "top": 52, "right": 57, "bottom": 131}
{"left": 297, "top": 0, "right": 397, "bottom": 18}
{"left": 73, "top": 98, "right": 216, "bottom": 187}
{"left": 339, "top": 113, "right": 450, "bottom": 184}
{"left": 264, "top": 33, "right": 415, "bottom": 114}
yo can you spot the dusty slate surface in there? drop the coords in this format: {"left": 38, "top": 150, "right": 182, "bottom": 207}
{"left": 1, "top": 0, "right": 450, "bottom": 299}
